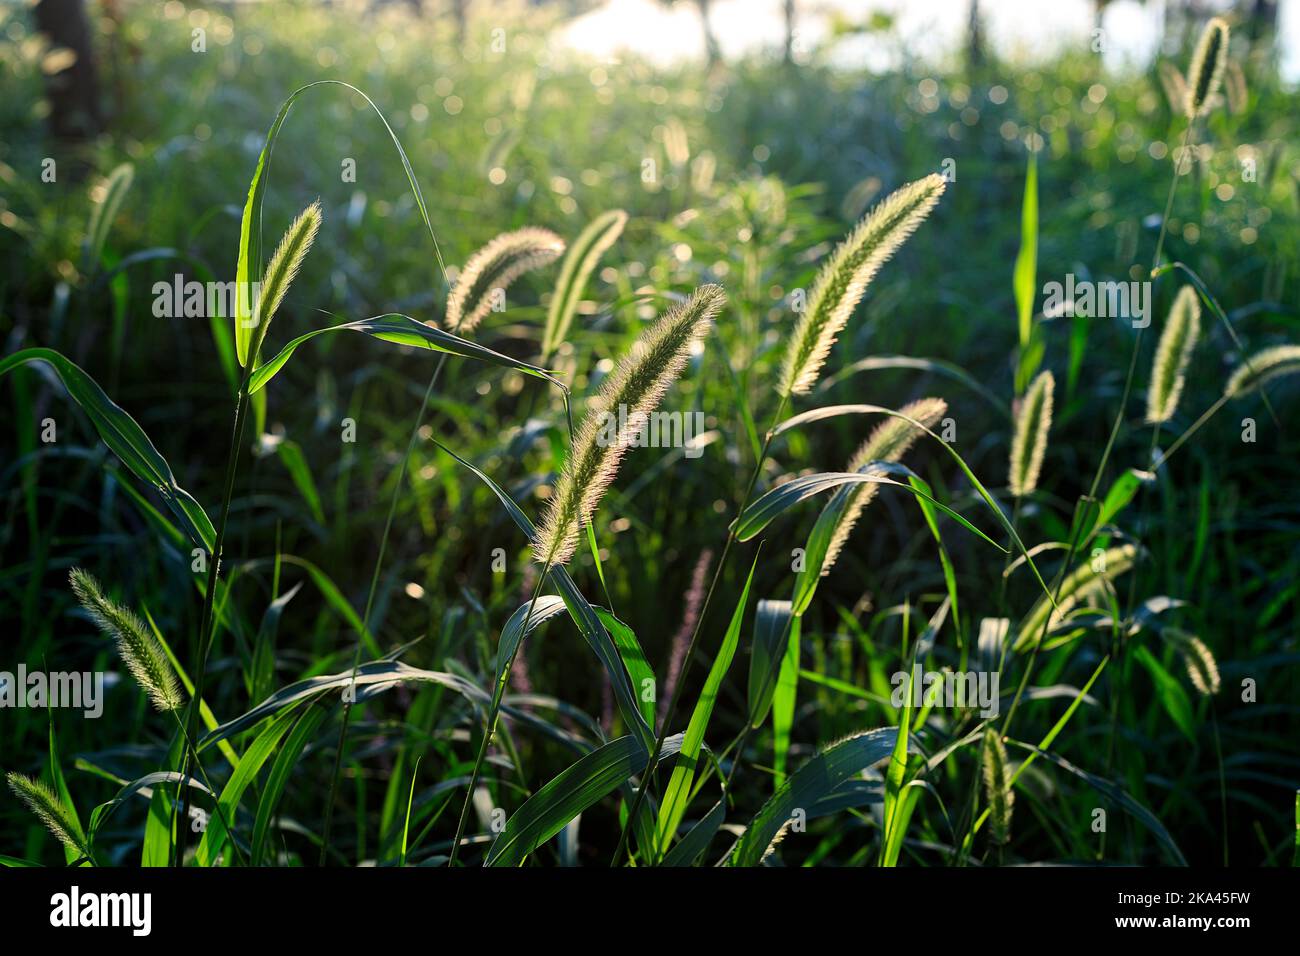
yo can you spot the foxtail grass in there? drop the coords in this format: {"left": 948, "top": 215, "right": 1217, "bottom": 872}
{"left": 542, "top": 210, "right": 628, "bottom": 361}
{"left": 446, "top": 227, "right": 565, "bottom": 334}
{"left": 1015, "top": 544, "right": 1137, "bottom": 650}
{"left": 1225, "top": 344, "right": 1300, "bottom": 397}
{"left": 70, "top": 569, "right": 183, "bottom": 712}
{"left": 778, "top": 174, "right": 945, "bottom": 397}
{"left": 5, "top": 772, "right": 95, "bottom": 864}
{"left": 1146, "top": 285, "right": 1201, "bottom": 425}
{"left": 183, "top": 201, "right": 324, "bottom": 866}
{"left": 659, "top": 548, "right": 713, "bottom": 725}
{"left": 534, "top": 284, "right": 725, "bottom": 567}
{"left": 981, "top": 728, "right": 1014, "bottom": 845}
{"left": 450, "top": 284, "right": 724, "bottom": 865}
{"left": 1185, "top": 17, "right": 1230, "bottom": 120}
{"left": 1071, "top": 18, "right": 1227, "bottom": 535}
{"left": 1008, "top": 370, "right": 1053, "bottom": 498}
{"left": 246, "top": 201, "right": 322, "bottom": 366}
{"left": 822, "top": 397, "right": 947, "bottom": 573}
{"left": 1164, "top": 628, "right": 1221, "bottom": 696}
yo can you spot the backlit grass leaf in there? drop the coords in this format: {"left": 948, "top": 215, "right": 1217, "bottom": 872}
{"left": 0, "top": 348, "right": 215, "bottom": 551}
{"left": 729, "top": 728, "right": 902, "bottom": 866}
{"left": 485, "top": 733, "right": 683, "bottom": 866}
{"left": 248, "top": 313, "right": 564, "bottom": 395}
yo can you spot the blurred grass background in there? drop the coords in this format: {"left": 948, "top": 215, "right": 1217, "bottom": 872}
{"left": 1, "top": 0, "right": 1298, "bottom": 866}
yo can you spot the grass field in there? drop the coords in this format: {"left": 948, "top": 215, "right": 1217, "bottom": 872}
{"left": 1, "top": 0, "right": 1298, "bottom": 868}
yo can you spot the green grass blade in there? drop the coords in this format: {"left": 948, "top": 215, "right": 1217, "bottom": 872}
{"left": 248, "top": 313, "right": 564, "bottom": 395}
{"left": 771, "top": 403, "right": 1056, "bottom": 609}
{"left": 1013, "top": 151, "right": 1038, "bottom": 356}
{"left": 485, "top": 733, "right": 683, "bottom": 866}
{"left": 655, "top": 552, "right": 759, "bottom": 857}
{"left": 729, "top": 728, "right": 902, "bottom": 866}
{"left": 595, "top": 609, "right": 656, "bottom": 730}
{"left": 771, "top": 615, "right": 801, "bottom": 786}
{"left": 250, "top": 703, "right": 329, "bottom": 865}
{"left": 733, "top": 471, "right": 1003, "bottom": 552}
{"left": 1, "top": 348, "right": 215, "bottom": 551}
{"left": 747, "top": 598, "right": 793, "bottom": 728}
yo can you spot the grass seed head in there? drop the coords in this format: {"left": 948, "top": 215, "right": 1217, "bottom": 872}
{"left": 1164, "top": 628, "right": 1221, "bottom": 696}
{"left": 1185, "top": 17, "right": 1230, "bottom": 119}
{"left": 5, "top": 771, "right": 92, "bottom": 859}
{"left": 1146, "top": 285, "right": 1201, "bottom": 425}
{"left": 70, "top": 568, "right": 184, "bottom": 712}
{"left": 447, "top": 227, "right": 565, "bottom": 334}
{"left": 1015, "top": 543, "right": 1138, "bottom": 650}
{"left": 821, "top": 397, "right": 948, "bottom": 574}
{"left": 542, "top": 210, "right": 628, "bottom": 361}
{"left": 982, "top": 728, "right": 1014, "bottom": 845}
{"left": 249, "top": 200, "right": 322, "bottom": 362}
{"left": 778, "top": 174, "right": 945, "bottom": 397}
{"left": 534, "top": 284, "right": 725, "bottom": 567}
{"left": 1224, "top": 343, "right": 1300, "bottom": 398}
{"left": 1009, "top": 369, "right": 1054, "bottom": 498}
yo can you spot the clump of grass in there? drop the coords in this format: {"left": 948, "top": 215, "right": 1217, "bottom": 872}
{"left": 534, "top": 283, "right": 725, "bottom": 566}
{"left": 822, "top": 397, "right": 948, "bottom": 573}
{"left": 5, "top": 772, "right": 94, "bottom": 862}
{"left": 1146, "top": 285, "right": 1201, "bottom": 425}
{"left": 446, "top": 227, "right": 565, "bottom": 334}
{"left": 1224, "top": 344, "right": 1300, "bottom": 397}
{"left": 778, "top": 174, "right": 945, "bottom": 397}
{"left": 70, "top": 568, "right": 183, "bottom": 712}
{"left": 981, "top": 728, "right": 1014, "bottom": 845}
{"left": 1185, "top": 17, "right": 1230, "bottom": 120}
{"left": 246, "top": 201, "right": 322, "bottom": 366}
{"left": 1008, "top": 370, "right": 1054, "bottom": 498}
{"left": 1163, "top": 628, "right": 1221, "bottom": 696}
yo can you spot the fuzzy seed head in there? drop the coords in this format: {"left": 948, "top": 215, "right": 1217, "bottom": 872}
{"left": 6, "top": 771, "right": 91, "bottom": 858}
{"left": 447, "top": 227, "right": 565, "bottom": 334}
{"left": 1165, "top": 628, "right": 1221, "bottom": 696}
{"left": 1009, "top": 370, "right": 1054, "bottom": 498}
{"left": 534, "top": 284, "right": 725, "bottom": 567}
{"left": 543, "top": 211, "right": 628, "bottom": 360}
{"left": 70, "top": 568, "right": 183, "bottom": 712}
{"left": 1146, "top": 285, "right": 1202, "bottom": 425}
{"left": 248, "top": 201, "right": 322, "bottom": 362}
{"left": 981, "top": 728, "right": 1014, "bottom": 845}
{"left": 821, "top": 397, "right": 948, "bottom": 574}
{"left": 778, "top": 174, "right": 945, "bottom": 397}
{"left": 1224, "top": 344, "right": 1300, "bottom": 398}
{"left": 1015, "top": 544, "right": 1138, "bottom": 650}
{"left": 1185, "top": 17, "right": 1230, "bottom": 119}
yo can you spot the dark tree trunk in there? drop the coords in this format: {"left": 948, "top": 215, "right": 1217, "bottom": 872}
{"left": 1246, "top": 0, "right": 1279, "bottom": 55}
{"left": 697, "top": 0, "right": 721, "bottom": 69}
{"left": 966, "top": 0, "right": 983, "bottom": 72}
{"left": 34, "top": 0, "right": 104, "bottom": 144}
{"left": 783, "top": 0, "right": 796, "bottom": 64}
{"left": 451, "top": 0, "right": 468, "bottom": 47}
